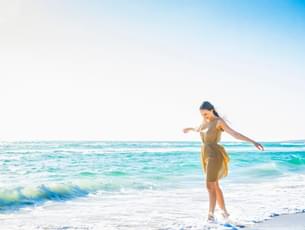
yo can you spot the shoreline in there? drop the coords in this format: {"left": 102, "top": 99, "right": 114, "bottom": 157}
{"left": 247, "top": 212, "right": 305, "bottom": 229}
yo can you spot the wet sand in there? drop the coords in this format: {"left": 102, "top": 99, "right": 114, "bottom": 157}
{"left": 248, "top": 212, "right": 305, "bottom": 230}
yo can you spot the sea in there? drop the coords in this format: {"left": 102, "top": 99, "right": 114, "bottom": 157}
{"left": 0, "top": 141, "right": 304, "bottom": 229}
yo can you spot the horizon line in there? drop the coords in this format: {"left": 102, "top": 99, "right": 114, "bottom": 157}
{"left": 0, "top": 139, "right": 303, "bottom": 143}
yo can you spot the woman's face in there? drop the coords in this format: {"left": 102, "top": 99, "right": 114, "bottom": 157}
{"left": 200, "top": 109, "right": 213, "bottom": 121}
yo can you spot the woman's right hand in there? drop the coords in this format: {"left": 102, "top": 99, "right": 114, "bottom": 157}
{"left": 182, "top": 128, "right": 194, "bottom": 133}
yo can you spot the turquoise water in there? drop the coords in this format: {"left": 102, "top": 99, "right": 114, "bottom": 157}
{"left": 0, "top": 141, "right": 305, "bottom": 229}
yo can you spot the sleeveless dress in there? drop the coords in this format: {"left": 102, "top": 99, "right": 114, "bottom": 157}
{"left": 199, "top": 117, "right": 230, "bottom": 182}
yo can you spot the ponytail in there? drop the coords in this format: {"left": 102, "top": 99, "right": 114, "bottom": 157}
{"left": 212, "top": 109, "right": 220, "bottom": 117}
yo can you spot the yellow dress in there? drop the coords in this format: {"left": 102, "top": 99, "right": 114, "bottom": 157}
{"left": 199, "top": 117, "right": 230, "bottom": 182}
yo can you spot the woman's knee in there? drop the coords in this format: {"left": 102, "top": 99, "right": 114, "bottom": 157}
{"left": 206, "top": 181, "right": 217, "bottom": 192}
{"left": 215, "top": 181, "right": 221, "bottom": 190}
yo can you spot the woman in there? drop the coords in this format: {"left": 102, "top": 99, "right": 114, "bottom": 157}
{"left": 182, "top": 101, "right": 264, "bottom": 222}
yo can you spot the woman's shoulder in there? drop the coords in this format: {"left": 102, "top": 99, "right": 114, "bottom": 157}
{"left": 216, "top": 116, "right": 226, "bottom": 123}
{"left": 216, "top": 117, "right": 225, "bottom": 131}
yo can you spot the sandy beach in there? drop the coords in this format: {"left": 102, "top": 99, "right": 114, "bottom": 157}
{"left": 248, "top": 212, "right": 305, "bottom": 230}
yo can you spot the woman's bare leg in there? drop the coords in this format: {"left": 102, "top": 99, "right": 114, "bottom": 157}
{"left": 215, "top": 180, "right": 229, "bottom": 217}
{"left": 206, "top": 181, "right": 217, "bottom": 217}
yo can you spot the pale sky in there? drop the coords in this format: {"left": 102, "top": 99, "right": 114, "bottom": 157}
{"left": 0, "top": 0, "right": 304, "bottom": 141}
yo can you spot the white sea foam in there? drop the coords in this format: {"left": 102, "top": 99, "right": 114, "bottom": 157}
{"left": 0, "top": 173, "right": 304, "bottom": 230}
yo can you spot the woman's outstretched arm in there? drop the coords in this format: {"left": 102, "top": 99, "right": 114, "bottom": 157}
{"left": 217, "top": 118, "right": 264, "bottom": 151}
{"left": 183, "top": 120, "right": 208, "bottom": 133}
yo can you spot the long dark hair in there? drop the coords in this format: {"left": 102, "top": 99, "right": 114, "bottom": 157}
{"left": 199, "top": 101, "right": 220, "bottom": 117}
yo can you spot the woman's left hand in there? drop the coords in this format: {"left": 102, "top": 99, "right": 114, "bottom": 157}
{"left": 254, "top": 142, "right": 264, "bottom": 151}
